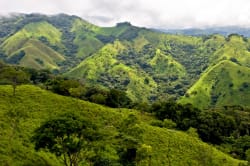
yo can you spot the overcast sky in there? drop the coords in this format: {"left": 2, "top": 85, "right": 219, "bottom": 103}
{"left": 1, "top": 0, "right": 250, "bottom": 29}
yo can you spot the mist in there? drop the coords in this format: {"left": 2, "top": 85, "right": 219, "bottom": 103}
{"left": 1, "top": 0, "right": 250, "bottom": 28}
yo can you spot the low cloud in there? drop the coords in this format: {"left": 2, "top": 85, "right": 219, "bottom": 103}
{"left": 1, "top": 0, "right": 250, "bottom": 28}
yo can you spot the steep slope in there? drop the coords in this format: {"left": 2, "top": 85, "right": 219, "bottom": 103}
{"left": 211, "top": 35, "right": 250, "bottom": 67}
{"left": 179, "top": 61, "right": 250, "bottom": 109}
{"left": 70, "top": 18, "right": 104, "bottom": 58}
{"left": 2, "top": 21, "right": 62, "bottom": 54}
{"left": 0, "top": 85, "right": 246, "bottom": 166}
{"left": 0, "top": 14, "right": 250, "bottom": 107}
{"left": 1, "top": 21, "right": 65, "bottom": 69}
{"left": 179, "top": 35, "right": 250, "bottom": 109}
{"left": 66, "top": 41, "right": 158, "bottom": 102}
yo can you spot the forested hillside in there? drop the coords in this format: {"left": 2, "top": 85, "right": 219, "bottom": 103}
{"left": 0, "top": 13, "right": 250, "bottom": 108}
{"left": 0, "top": 85, "right": 246, "bottom": 166}
{"left": 1, "top": 13, "right": 250, "bottom": 165}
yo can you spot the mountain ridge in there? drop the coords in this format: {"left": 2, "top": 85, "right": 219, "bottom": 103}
{"left": 0, "top": 13, "right": 250, "bottom": 108}
{"left": 156, "top": 26, "right": 250, "bottom": 37}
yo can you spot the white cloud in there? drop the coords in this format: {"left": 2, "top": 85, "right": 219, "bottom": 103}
{"left": 0, "top": 0, "right": 250, "bottom": 28}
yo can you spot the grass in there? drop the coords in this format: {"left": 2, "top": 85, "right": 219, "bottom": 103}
{"left": 149, "top": 49, "right": 186, "bottom": 76}
{"left": 1, "top": 16, "right": 250, "bottom": 109}
{"left": 179, "top": 60, "right": 250, "bottom": 109}
{"left": 2, "top": 21, "right": 62, "bottom": 55}
{"left": 67, "top": 41, "right": 158, "bottom": 102}
{"left": 0, "top": 85, "right": 247, "bottom": 165}
{"left": 23, "top": 21, "right": 62, "bottom": 45}
{"left": 71, "top": 19, "right": 104, "bottom": 58}
{"left": 1, "top": 21, "right": 65, "bottom": 69}
{"left": 179, "top": 35, "right": 250, "bottom": 109}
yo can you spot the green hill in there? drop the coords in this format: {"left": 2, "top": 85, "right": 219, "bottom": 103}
{"left": 0, "top": 21, "right": 65, "bottom": 69}
{"left": 0, "top": 14, "right": 250, "bottom": 108}
{"left": 0, "top": 85, "right": 246, "bottom": 165}
{"left": 179, "top": 35, "right": 250, "bottom": 109}
{"left": 66, "top": 41, "right": 158, "bottom": 102}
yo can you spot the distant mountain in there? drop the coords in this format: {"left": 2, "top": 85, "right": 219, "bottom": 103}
{"left": 156, "top": 26, "right": 250, "bottom": 37}
{"left": 0, "top": 13, "right": 250, "bottom": 108}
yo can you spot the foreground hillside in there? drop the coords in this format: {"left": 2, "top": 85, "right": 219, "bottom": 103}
{"left": 0, "top": 85, "right": 246, "bottom": 166}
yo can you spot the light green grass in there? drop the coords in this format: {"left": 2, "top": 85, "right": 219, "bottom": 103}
{"left": 179, "top": 60, "right": 250, "bottom": 109}
{"left": 71, "top": 19, "right": 104, "bottom": 58}
{"left": 0, "top": 85, "right": 246, "bottom": 165}
{"left": 149, "top": 49, "right": 186, "bottom": 76}
{"left": 2, "top": 21, "right": 62, "bottom": 55}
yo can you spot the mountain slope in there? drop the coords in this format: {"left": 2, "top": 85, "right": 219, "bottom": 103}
{"left": 66, "top": 41, "right": 158, "bottom": 102}
{"left": 179, "top": 35, "right": 250, "bottom": 109}
{"left": 0, "top": 85, "right": 246, "bottom": 166}
{"left": 179, "top": 60, "right": 250, "bottom": 109}
{"left": 1, "top": 21, "right": 65, "bottom": 69}
{"left": 0, "top": 14, "right": 250, "bottom": 108}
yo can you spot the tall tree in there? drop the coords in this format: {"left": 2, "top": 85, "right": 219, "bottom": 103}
{"left": 32, "top": 113, "right": 97, "bottom": 166}
{"left": 0, "top": 67, "right": 29, "bottom": 95}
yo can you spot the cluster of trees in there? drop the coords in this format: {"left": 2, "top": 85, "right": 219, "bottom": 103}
{"left": 0, "top": 62, "right": 30, "bottom": 95}
{"left": 44, "top": 77, "right": 132, "bottom": 108}
{"left": 149, "top": 101, "right": 250, "bottom": 160}
{"left": 32, "top": 113, "right": 151, "bottom": 166}
{"left": 1, "top": 61, "right": 250, "bottom": 162}
{"left": 0, "top": 62, "right": 133, "bottom": 108}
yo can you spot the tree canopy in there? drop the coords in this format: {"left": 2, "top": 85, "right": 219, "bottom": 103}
{"left": 32, "top": 113, "right": 97, "bottom": 166}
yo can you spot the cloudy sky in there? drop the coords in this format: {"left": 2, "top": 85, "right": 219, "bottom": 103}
{"left": 1, "top": 0, "right": 250, "bottom": 29}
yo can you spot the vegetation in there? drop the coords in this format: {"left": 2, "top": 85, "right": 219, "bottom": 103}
{"left": 0, "top": 64, "right": 29, "bottom": 95}
{"left": 0, "top": 84, "right": 247, "bottom": 165}
{"left": 1, "top": 13, "right": 250, "bottom": 165}
{"left": 32, "top": 113, "right": 98, "bottom": 166}
{"left": 1, "top": 14, "right": 250, "bottom": 108}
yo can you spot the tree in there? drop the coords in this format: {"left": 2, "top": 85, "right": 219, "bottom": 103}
{"left": 0, "top": 67, "right": 29, "bottom": 96}
{"left": 106, "top": 89, "right": 132, "bottom": 108}
{"left": 232, "top": 136, "right": 250, "bottom": 159}
{"left": 117, "top": 114, "right": 145, "bottom": 165}
{"left": 151, "top": 102, "right": 200, "bottom": 130}
{"left": 32, "top": 113, "right": 97, "bottom": 166}
{"left": 47, "top": 78, "right": 80, "bottom": 96}
{"left": 197, "top": 111, "right": 236, "bottom": 144}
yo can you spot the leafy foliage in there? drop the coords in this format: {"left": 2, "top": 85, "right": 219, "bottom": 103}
{"left": 0, "top": 85, "right": 246, "bottom": 165}
{"left": 32, "top": 113, "right": 98, "bottom": 166}
{"left": 0, "top": 66, "right": 30, "bottom": 95}
{"left": 1, "top": 14, "right": 250, "bottom": 108}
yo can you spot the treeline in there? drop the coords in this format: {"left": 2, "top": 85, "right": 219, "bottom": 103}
{"left": 1, "top": 62, "right": 250, "bottom": 161}
{"left": 149, "top": 101, "right": 250, "bottom": 161}
{"left": 0, "top": 61, "right": 133, "bottom": 108}
{"left": 32, "top": 112, "right": 149, "bottom": 166}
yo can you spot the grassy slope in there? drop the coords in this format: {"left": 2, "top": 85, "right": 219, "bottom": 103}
{"left": 179, "top": 36, "right": 250, "bottom": 109}
{"left": 1, "top": 21, "right": 65, "bottom": 69}
{"left": 1, "top": 16, "right": 250, "bottom": 108}
{"left": 71, "top": 19, "right": 104, "bottom": 58}
{"left": 67, "top": 41, "right": 158, "bottom": 102}
{"left": 22, "top": 21, "right": 62, "bottom": 45}
{"left": 149, "top": 49, "right": 186, "bottom": 76}
{"left": 19, "top": 39, "right": 64, "bottom": 69}
{"left": 211, "top": 36, "right": 250, "bottom": 67}
{"left": 0, "top": 85, "right": 246, "bottom": 166}
{"left": 67, "top": 31, "right": 195, "bottom": 102}
{"left": 2, "top": 21, "right": 62, "bottom": 54}
{"left": 179, "top": 61, "right": 250, "bottom": 109}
